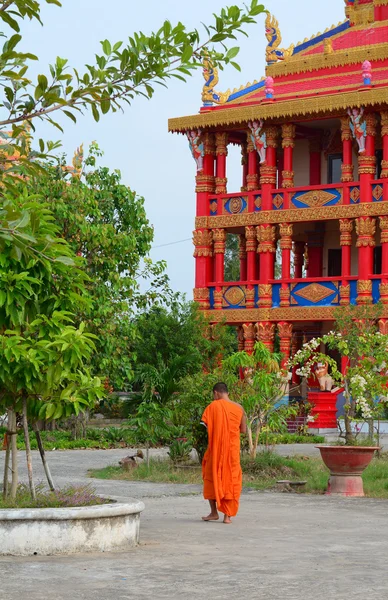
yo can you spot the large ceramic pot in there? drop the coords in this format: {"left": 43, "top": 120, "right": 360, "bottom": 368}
{"left": 316, "top": 445, "right": 380, "bottom": 497}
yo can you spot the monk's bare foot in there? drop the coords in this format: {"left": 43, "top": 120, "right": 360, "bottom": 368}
{"left": 223, "top": 515, "right": 232, "bottom": 524}
{"left": 202, "top": 513, "right": 219, "bottom": 522}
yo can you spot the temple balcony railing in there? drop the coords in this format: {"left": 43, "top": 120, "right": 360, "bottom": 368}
{"left": 208, "top": 276, "right": 383, "bottom": 310}
{"left": 208, "top": 180, "right": 388, "bottom": 217}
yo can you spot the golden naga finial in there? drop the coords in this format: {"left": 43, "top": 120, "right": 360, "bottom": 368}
{"left": 201, "top": 54, "right": 229, "bottom": 105}
{"left": 265, "top": 13, "right": 294, "bottom": 64}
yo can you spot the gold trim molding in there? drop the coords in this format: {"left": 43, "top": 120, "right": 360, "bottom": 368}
{"left": 204, "top": 305, "right": 388, "bottom": 323}
{"left": 195, "top": 201, "right": 388, "bottom": 229}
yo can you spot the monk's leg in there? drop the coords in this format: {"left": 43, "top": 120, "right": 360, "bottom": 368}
{"left": 202, "top": 500, "right": 219, "bottom": 521}
{"left": 223, "top": 514, "right": 232, "bottom": 524}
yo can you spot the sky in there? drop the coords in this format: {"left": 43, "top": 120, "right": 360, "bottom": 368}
{"left": 20, "top": 0, "right": 345, "bottom": 297}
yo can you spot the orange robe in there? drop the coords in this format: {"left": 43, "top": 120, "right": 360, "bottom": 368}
{"left": 201, "top": 399, "right": 243, "bottom": 517}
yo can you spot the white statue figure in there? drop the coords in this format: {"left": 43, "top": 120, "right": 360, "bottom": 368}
{"left": 315, "top": 362, "right": 334, "bottom": 392}
{"left": 187, "top": 129, "right": 204, "bottom": 172}
{"left": 248, "top": 119, "right": 267, "bottom": 164}
{"left": 348, "top": 107, "right": 366, "bottom": 154}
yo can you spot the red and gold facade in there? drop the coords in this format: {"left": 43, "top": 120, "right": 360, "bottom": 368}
{"left": 170, "top": 0, "right": 388, "bottom": 356}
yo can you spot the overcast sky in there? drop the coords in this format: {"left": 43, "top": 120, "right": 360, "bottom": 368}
{"left": 21, "top": 0, "right": 345, "bottom": 297}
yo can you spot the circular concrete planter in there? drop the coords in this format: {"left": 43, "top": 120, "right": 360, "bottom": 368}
{"left": 0, "top": 501, "right": 145, "bottom": 556}
{"left": 316, "top": 445, "right": 380, "bottom": 497}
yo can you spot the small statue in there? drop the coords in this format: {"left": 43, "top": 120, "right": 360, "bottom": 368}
{"left": 348, "top": 107, "right": 366, "bottom": 154}
{"left": 315, "top": 362, "right": 334, "bottom": 392}
{"left": 265, "top": 76, "right": 274, "bottom": 100}
{"left": 248, "top": 120, "right": 267, "bottom": 164}
{"left": 362, "top": 60, "right": 372, "bottom": 86}
{"left": 187, "top": 130, "right": 204, "bottom": 172}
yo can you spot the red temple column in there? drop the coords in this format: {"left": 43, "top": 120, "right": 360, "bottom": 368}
{"left": 356, "top": 217, "right": 375, "bottom": 304}
{"left": 237, "top": 325, "right": 245, "bottom": 352}
{"left": 193, "top": 229, "right": 212, "bottom": 309}
{"left": 256, "top": 322, "right": 276, "bottom": 353}
{"left": 309, "top": 138, "right": 321, "bottom": 185}
{"left": 278, "top": 322, "right": 293, "bottom": 369}
{"left": 243, "top": 323, "right": 255, "bottom": 355}
{"left": 213, "top": 228, "right": 226, "bottom": 285}
{"left": 306, "top": 230, "right": 324, "bottom": 278}
{"left": 381, "top": 112, "right": 388, "bottom": 200}
{"left": 339, "top": 219, "right": 353, "bottom": 306}
{"left": 215, "top": 132, "right": 228, "bottom": 194}
{"left": 279, "top": 223, "right": 293, "bottom": 307}
{"left": 281, "top": 124, "right": 295, "bottom": 188}
{"left": 241, "top": 142, "right": 248, "bottom": 191}
{"left": 359, "top": 113, "right": 376, "bottom": 203}
{"left": 239, "top": 235, "right": 247, "bottom": 281}
{"left": 245, "top": 226, "right": 257, "bottom": 309}
{"left": 246, "top": 133, "right": 259, "bottom": 191}
{"left": 257, "top": 225, "right": 276, "bottom": 282}
{"left": 293, "top": 241, "right": 305, "bottom": 279}
{"left": 341, "top": 117, "right": 354, "bottom": 204}
{"left": 261, "top": 126, "right": 278, "bottom": 210}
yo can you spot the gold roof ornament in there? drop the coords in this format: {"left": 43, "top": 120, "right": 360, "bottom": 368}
{"left": 265, "top": 13, "right": 294, "bottom": 64}
{"left": 202, "top": 54, "right": 229, "bottom": 106}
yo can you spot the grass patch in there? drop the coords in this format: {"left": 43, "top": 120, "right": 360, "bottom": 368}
{"left": 89, "top": 451, "right": 388, "bottom": 498}
{"left": 0, "top": 427, "right": 136, "bottom": 451}
{"left": 0, "top": 484, "right": 108, "bottom": 509}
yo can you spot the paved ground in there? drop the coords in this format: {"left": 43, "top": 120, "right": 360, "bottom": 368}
{"left": 1, "top": 448, "right": 388, "bottom": 600}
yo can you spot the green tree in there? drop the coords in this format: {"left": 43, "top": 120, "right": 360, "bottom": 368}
{"left": 224, "top": 234, "right": 240, "bottom": 282}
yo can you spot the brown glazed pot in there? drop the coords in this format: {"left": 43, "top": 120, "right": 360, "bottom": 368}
{"left": 316, "top": 445, "right": 380, "bottom": 497}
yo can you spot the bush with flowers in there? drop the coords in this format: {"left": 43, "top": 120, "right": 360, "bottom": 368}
{"left": 288, "top": 305, "right": 388, "bottom": 445}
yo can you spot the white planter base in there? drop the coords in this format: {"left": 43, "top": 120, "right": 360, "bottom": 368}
{"left": 0, "top": 501, "right": 145, "bottom": 556}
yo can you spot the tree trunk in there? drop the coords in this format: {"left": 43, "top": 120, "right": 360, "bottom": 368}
{"left": 146, "top": 444, "right": 150, "bottom": 468}
{"left": 2, "top": 412, "right": 11, "bottom": 499}
{"left": 367, "top": 418, "right": 374, "bottom": 442}
{"left": 22, "top": 398, "right": 36, "bottom": 501}
{"left": 33, "top": 425, "right": 55, "bottom": 491}
{"left": 10, "top": 409, "right": 18, "bottom": 500}
{"left": 343, "top": 383, "right": 354, "bottom": 445}
{"left": 247, "top": 426, "right": 255, "bottom": 459}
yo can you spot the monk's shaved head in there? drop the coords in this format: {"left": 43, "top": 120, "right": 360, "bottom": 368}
{"left": 213, "top": 382, "right": 228, "bottom": 396}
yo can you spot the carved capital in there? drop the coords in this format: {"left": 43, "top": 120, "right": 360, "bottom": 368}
{"left": 381, "top": 111, "right": 388, "bottom": 137}
{"left": 215, "top": 177, "right": 228, "bottom": 194}
{"left": 378, "top": 318, "right": 388, "bottom": 334}
{"left": 203, "top": 132, "right": 216, "bottom": 155}
{"left": 379, "top": 285, "right": 388, "bottom": 305}
{"left": 357, "top": 280, "right": 373, "bottom": 304}
{"left": 241, "top": 142, "right": 248, "bottom": 166}
{"left": 243, "top": 323, "right": 256, "bottom": 354}
{"left": 258, "top": 284, "right": 272, "bottom": 307}
{"left": 265, "top": 126, "right": 278, "bottom": 149}
{"left": 356, "top": 217, "right": 376, "bottom": 247}
{"left": 340, "top": 116, "right": 352, "bottom": 142}
{"left": 339, "top": 285, "right": 350, "bottom": 306}
{"left": 278, "top": 321, "right": 293, "bottom": 339}
{"left": 238, "top": 235, "right": 247, "bottom": 259}
{"left": 193, "top": 287, "right": 210, "bottom": 309}
{"left": 257, "top": 225, "right": 276, "bottom": 253}
{"left": 245, "top": 225, "right": 257, "bottom": 252}
{"left": 195, "top": 172, "right": 215, "bottom": 194}
{"left": 341, "top": 163, "right": 354, "bottom": 183}
{"left": 381, "top": 159, "right": 388, "bottom": 179}
{"left": 339, "top": 219, "right": 353, "bottom": 246}
{"left": 246, "top": 133, "right": 255, "bottom": 153}
{"left": 212, "top": 228, "right": 226, "bottom": 254}
{"left": 213, "top": 289, "right": 223, "bottom": 310}
{"left": 279, "top": 222, "right": 293, "bottom": 250}
{"left": 256, "top": 322, "right": 276, "bottom": 345}
{"left": 215, "top": 132, "right": 228, "bottom": 156}
{"left": 358, "top": 154, "right": 376, "bottom": 175}
{"left": 246, "top": 173, "right": 259, "bottom": 191}
{"left": 279, "top": 287, "right": 290, "bottom": 307}
{"left": 245, "top": 287, "right": 255, "bottom": 308}
{"left": 193, "top": 229, "right": 213, "bottom": 257}
{"left": 365, "top": 113, "right": 377, "bottom": 137}
{"left": 282, "top": 170, "right": 295, "bottom": 188}
{"left": 260, "top": 164, "right": 277, "bottom": 186}
{"left": 281, "top": 124, "right": 296, "bottom": 149}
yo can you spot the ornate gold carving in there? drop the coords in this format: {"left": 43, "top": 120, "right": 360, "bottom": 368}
{"left": 257, "top": 225, "right": 276, "bottom": 253}
{"left": 212, "top": 228, "right": 226, "bottom": 254}
{"left": 324, "top": 38, "right": 333, "bottom": 56}
{"left": 241, "top": 142, "right": 248, "bottom": 166}
{"left": 258, "top": 284, "right": 272, "bottom": 307}
{"left": 358, "top": 154, "right": 377, "bottom": 175}
{"left": 196, "top": 200, "right": 388, "bottom": 231}
{"left": 256, "top": 322, "right": 276, "bottom": 344}
{"left": 203, "top": 132, "right": 215, "bottom": 155}
{"left": 193, "top": 288, "right": 210, "bottom": 309}
{"left": 279, "top": 222, "right": 293, "bottom": 250}
{"left": 340, "top": 219, "right": 353, "bottom": 246}
{"left": 260, "top": 164, "right": 277, "bottom": 186}
{"left": 265, "top": 13, "right": 294, "bottom": 64}
{"left": 245, "top": 287, "right": 255, "bottom": 308}
{"left": 238, "top": 235, "right": 247, "bottom": 259}
{"left": 378, "top": 318, "right": 388, "bottom": 335}
{"left": 246, "top": 173, "right": 259, "bottom": 191}
{"left": 357, "top": 280, "right": 373, "bottom": 305}
{"left": 265, "top": 126, "right": 278, "bottom": 149}
{"left": 339, "top": 285, "right": 350, "bottom": 306}
{"left": 294, "top": 189, "right": 342, "bottom": 208}
{"left": 169, "top": 81, "right": 388, "bottom": 132}
{"left": 193, "top": 229, "right": 213, "bottom": 257}
{"left": 365, "top": 113, "right": 377, "bottom": 137}
{"left": 293, "top": 283, "right": 338, "bottom": 304}
{"left": 381, "top": 111, "right": 388, "bottom": 137}
{"left": 243, "top": 322, "right": 256, "bottom": 353}
{"left": 282, "top": 170, "right": 294, "bottom": 188}
{"left": 215, "top": 177, "right": 227, "bottom": 194}
{"left": 341, "top": 163, "right": 354, "bottom": 183}
{"left": 356, "top": 217, "right": 376, "bottom": 247}
{"left": 279, "top": 287, "right": 290, "bottom": 307}
{"left": 281, "top": 124, "right": 296, "bottom": 149}
{"left": 237, "top": 324, "right": 245, "bottom": 351}
{"left": 213, "top": 289, "right": 223, "bottom": 310}
{"left": 340, "top": 116, "right": 352, "bottom": 142}
{"left": 246, "top": 134, "right": 255, "bottom": 153}
{"left": 381, "top": 159, "right": 388, "bottom": 179}
{"left": 195, "top": 172, "right": 215, "bottom": 194}
{"left": 379, "top": 285, "right": 388, "bottom": 305}
{"left": 380, "top": 217, "right": 388, "bottom": 245}
{"left": 215, "top": 132, "right": 228, "bottom": 156}
{"left": 278, "top": 321, "right": 293, "bottom": 339}
{"left": 223, "top": 285, "right": 246, "bottom": 307}
{"left": 245, "top": 226, "right": 257, "bottom": 252}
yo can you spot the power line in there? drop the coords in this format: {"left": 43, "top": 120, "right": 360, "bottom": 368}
{"left": 152, "top": 237, "right": 192, "bottom": 249}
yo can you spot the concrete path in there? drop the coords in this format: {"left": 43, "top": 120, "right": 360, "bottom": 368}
{"left": 1, "top": 447, "right": 388, "bottom": 600}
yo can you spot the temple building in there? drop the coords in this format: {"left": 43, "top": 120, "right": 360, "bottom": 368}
{"left": 169, "top": 0, "right": 388, "bottom": 369}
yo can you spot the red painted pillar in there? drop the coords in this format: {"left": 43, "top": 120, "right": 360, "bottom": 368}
{"left": 243, "top": 323, "right": 255, "bottom": 355}
{"left": 309, "top": 138, "right": 321, "bottom": 185}
{"left": 359, "top": 113, "right": 376, "bottom": 203}
{"left": 245, "top": 226, "right": 257, "bottom": 282}
{"left": 356, "top": 217, "right": 375, "bottom": 304}
{"left": 293, "top": 241, "right": 305, "bottom": 279}
{"left": 213, "top": 228, "right": 226, "bottom": 285}
{"left": 215, "top": 132, "right": 228, "bottom": 194}
{"left": 381, "top": 112, "right": 388, "bottom": 200}
{"left": 339, "top": 218, "right": 353, "bottom": 306}
{"left": 260, "top": 126, "right": 278, "bottom": 210}
{"left": 246, "top": 132, "right": 259, "bottom": 191}
{"left": 193, "top": 132, "right": 215, "bottom": 309}
{"left": 241, "top": 142, "right": 248, "bottom": 191}
{"left": 306, "top": 231, "right": 324, "bottom": 278}
{"left": 281, "top": 124, "right": 295, "bottom": 189}
{"left": 278, "top": 322, "right": 293, "bottom": 369}
{"left": 280, "top": 223, "right": 293, "bottom": 307}
{"left": 340, "top": 117, "right": 354, "bottom": 205}
{"left": 239, "top": 235, "right": 247, "bottom": 281}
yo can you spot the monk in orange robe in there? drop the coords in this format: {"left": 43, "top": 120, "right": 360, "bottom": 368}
{"left": 201, "top": 382, "right": 247, "bottom": 524}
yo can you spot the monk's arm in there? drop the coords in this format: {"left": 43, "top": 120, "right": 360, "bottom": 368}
{"left": 240, "top": 411, "right": 247, "bottom": 434}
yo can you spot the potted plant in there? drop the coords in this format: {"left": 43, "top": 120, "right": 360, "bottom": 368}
{"left": 289, "top": 305, "right": 387, "bottom": 497}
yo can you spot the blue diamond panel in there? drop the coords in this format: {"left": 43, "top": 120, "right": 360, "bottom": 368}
{"left": 224, "top": 196, "right": 247, "bottom": 215}
{"left": 350, "top": 186, "right": 360, "bottom": 204}
{"left": 373, "top": 279, "right": 381, "bottom": 304}
{"left": 209, "top": 287, "right": 215, "bottom": 309}
{"left": 272, "top": 193, "right": 284, "bottom": 211}
{"left": 372, "top": 184, "right": 384, "bottom": 203}
{"left": 290, "top": 282, "right": 339, "bottom": 306}
{"left": 254, "top": 195, "right": 262, "bottom": 212}
{"left": 291, "top": 188, "right": 342, "bottom": 209}
{"left": 272, "top": 283, "right": 281, "bottom": 308}
{"left": 223, "top": 286, "right": 246, "bottom": 309}
{"left": 349, "top": 280, "right": 357, "bottom": 305}
{"left": 254, "top": 285, "right": 259, "bottom": 307}
{"left": 209, "top": 198, "right": 218, "bottom": 216}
